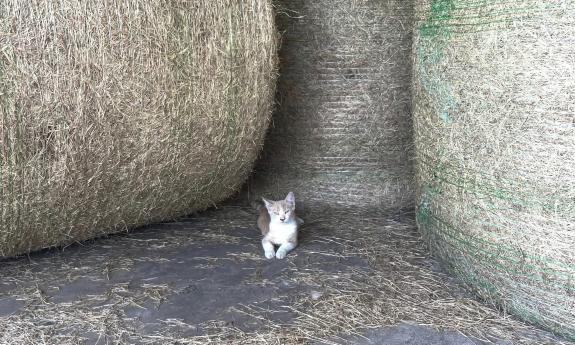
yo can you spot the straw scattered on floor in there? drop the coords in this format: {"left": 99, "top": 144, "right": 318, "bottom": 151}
{"left": 0, "top": 207, "right": 569, "bottom": 345}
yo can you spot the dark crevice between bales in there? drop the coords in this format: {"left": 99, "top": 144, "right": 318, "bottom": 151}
{"left": 244, "top": 0, "right": 415, "bottom": 213}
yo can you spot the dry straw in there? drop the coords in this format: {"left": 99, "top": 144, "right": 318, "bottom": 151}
{"left": 413, "top": 0, "right": 575, "bottom": 339}
{"left": 246, "top": 0, "right": 415, "bottom": 212}
{"left": 0, "top": 0, "right": 278, "bottom": 257}
{"left": 0, "top": 207, "right": 567, "bottom": 344}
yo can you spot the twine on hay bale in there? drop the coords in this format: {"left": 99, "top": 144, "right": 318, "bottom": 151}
{"left": 0, "top": 0, "right": 278, "bottom": 257}
{"left": 413, "top": 0, "right": 575, "bottom": 339}
{"left": 246, "top": 0, "right": 415, "bottom": 212}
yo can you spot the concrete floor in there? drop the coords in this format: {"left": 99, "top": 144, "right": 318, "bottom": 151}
{"left": 0, "top": 207, "right": 567, "bottom": 344}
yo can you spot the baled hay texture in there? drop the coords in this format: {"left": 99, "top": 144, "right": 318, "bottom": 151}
{"left": 246, "top": 0, "right": 414, "bottom": 212}
{"left": 413, "top": 0, "right": 575, "bottom": 340}
{"left": 0, "top": 0, "right": 278, "bottom": 257}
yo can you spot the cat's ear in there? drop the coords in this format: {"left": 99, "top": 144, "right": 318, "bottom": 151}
{"left": 285, "top": 192, "right": 295, "bottom": 205}
{"left": 262, "top": 197, "right": 273, "bottom": 210}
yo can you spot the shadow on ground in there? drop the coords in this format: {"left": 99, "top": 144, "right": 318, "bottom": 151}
{"left": 0, "top": 206, "right": 569, "bottom": 344}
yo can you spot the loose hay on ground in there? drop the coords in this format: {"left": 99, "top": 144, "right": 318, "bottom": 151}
{"left": 0, "top": 207, "right": 569, "bottom": 344}
{"left": 0, "top": 0, "right": 278, "bottom": 257}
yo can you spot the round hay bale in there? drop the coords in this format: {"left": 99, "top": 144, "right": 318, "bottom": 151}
{"left": 0, "top": 0, "right": 278, "bottom": 257}
{"left": 246, "top": 0, "right": 415, "bottom": 212}
{"left": 413, "top": 1, "right": 575, "bottom": 339}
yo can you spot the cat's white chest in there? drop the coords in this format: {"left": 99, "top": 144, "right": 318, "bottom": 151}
{"left": 266, "top": 221, "right": 297, "bottom": 245}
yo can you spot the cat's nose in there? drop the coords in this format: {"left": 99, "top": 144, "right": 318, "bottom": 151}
{"left": 280, "top": 217, "right": 285, "bottom": 222}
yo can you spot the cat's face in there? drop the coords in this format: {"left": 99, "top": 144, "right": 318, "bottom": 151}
{"left": 263, "top": 192, "right": 296, "bottom": 223}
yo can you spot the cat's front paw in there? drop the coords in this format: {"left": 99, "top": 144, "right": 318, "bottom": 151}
{"left": 264, "top": 250, "right": 275, "bottom": 259}
{"left": 275, "top": 250, "right": 288, "bottom": 259}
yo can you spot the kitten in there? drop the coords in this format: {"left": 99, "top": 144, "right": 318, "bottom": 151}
{"left": 257, "top": 192, "right": 303, "bottom": 259}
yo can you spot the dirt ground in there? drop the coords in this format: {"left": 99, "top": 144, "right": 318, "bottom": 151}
{"left": 0, "top": 206, "right": 569, "bottom": 344}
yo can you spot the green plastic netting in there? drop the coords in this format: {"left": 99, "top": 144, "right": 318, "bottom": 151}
{"left": 413, "top": 0, "right": 575, "bottom": 339}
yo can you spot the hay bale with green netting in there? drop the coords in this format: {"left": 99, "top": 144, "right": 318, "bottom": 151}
{"left": 413, "top": 0, "right": 575, "bottom": 339}
{"left": 0, "top": 0, "right": 278, "bottom": 257}
{"left": 246, "top": 0, "right": 414, "bottom": 212}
